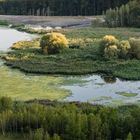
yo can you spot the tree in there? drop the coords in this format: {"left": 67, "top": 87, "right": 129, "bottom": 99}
{"left": 126, "top": 132, "right": 133, "bottom": 140}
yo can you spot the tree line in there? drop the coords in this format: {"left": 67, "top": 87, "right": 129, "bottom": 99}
{"left": 105, "top": 0, "right": 140, "bottom": 27}
{"left": 0, "top": 0, "right": 128, "bottom": 16}
{"left": 0, "top": 97, "right": 139, "bottom": 140}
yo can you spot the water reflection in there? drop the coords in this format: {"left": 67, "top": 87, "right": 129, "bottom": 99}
{"left": 0, "top": 27, "right": 36, "bottom": 51}
{"left": 101, "top": 75, "right": 117, "bottom": 84}
{"left": 63, "top": 74, "right": 140, "bottom": 105}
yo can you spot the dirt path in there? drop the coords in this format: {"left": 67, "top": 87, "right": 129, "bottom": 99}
{"left": 0, "top": 15, "right": 101, "bottom": 28}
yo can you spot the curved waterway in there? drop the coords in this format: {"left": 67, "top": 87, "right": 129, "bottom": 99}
{"left": 0, "top": 26, "right": 36, "bottom": 51}
{"left": 0, "top": 27, "right": 140, "bottom": 106}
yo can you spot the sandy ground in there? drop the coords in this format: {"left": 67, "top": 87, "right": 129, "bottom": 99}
{"left": 0, "top": 15, "right": 101, "bottom": 28}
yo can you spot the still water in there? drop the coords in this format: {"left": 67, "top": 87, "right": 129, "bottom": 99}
{"left": 0, "top": 27, "right": 36, "bottom": 51}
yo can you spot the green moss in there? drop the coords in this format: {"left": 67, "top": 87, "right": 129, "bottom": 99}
{"left": 111, "top": 100, "right": 124, "bottom": 106}
{"left": 0, "top": 65, "right": 70, "bottom": 101}
{"left": 116, "top": 92, "right": 138, "bottom": 97}
{"left": 89, "top": 96, "right": 112, "bottom": 102}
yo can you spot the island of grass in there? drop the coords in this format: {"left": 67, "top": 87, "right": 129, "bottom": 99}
{"left": 3, "top": 27, "right": 140, "bottom": 80}
{"left": 116, "top": 92, "right": 138, "bottom": 97}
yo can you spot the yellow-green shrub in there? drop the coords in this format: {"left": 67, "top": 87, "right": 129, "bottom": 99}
{"left": 104, "top": 45, "right": 119, "bottom": 59}
{"left": 40, "top": 32, "right": 68, "bottom": 54}
{"left": 101, "top": 35, "right": 119, "bottom": 47}
{"left": 11, "top": 39, "right": 40, "bottom": 50}
{"left": 100, "top": 35, "right": 119, "bottom": 56}
{"left": 118, "top": 40, "right": 131, "bottom": 58}
{"left": 129, "top": 38, "right": 140, "bottom": 59}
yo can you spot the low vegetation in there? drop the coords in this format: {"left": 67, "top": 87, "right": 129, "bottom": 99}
{"left": 116, "top": 92, "right": 138, "bottom": 97}
{"left": 11, "top": 39, "right": 40, "bottom": 50}
{"left": 0, "top": 65, "right": 70, "bottom": 101}
{"left": 3, "top": 27, "right": 140, "bottom": 80}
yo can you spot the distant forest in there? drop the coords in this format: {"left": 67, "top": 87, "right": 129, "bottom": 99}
{"left": 0, "top": 0, "right": 129, "bottom": 16}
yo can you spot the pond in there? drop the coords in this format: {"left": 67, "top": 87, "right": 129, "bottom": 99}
{"left": 62, "top": 75, "right": 140, "bottom": 106}
{"left": 0, "top": 27, "right": 36, "bottom": 51}
{"left": 0, "top": 26, "right": 140, "bottom": 106}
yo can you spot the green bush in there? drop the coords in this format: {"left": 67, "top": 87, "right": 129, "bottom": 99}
{"left": 100, "top": 35, "right": 119, "bottom": 59}
{"left": 118, "top": 40, "right": 131, "bottom": 58}
{"left": 129, "top": 38, "right": 140, "bottom": 59}
{"left": 40, "top": 32, "right": 68, "bottom": 54}
{"left": 104, "top": 45, "right": 119, "bottom": 59}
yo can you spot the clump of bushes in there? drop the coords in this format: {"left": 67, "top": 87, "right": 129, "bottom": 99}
{"left": 101, "top": 35, "right": 119, "bottom": 47}
{"left": 118, "top": 40, "right": 131, "bottom": 58}
{"left": 40, "top": 32, "right": 68, "bottom": 54}
{"left": 104, "top": 45, "right": 118, "bottom": 59}
{"left": 100, "top": 35, "right": 140, "bottom": 60}
{"left": 129, "top": 38, "right": 140, "bottom": 59}
{"left": 100, "top": 35, "right": 119, "bottom": 58}
{"left": 100, "top": 35, "right": 133, "bottom": 59}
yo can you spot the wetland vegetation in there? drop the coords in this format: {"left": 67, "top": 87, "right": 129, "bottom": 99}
{"left": 0, "top": 0, "right": 140, "bottom": 139}
{"left": 4, "top": 27, "right": 140, "bottom": 80}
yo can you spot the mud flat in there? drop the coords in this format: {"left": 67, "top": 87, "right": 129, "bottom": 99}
{"left": 0, "top": 15, "right": 100, "bottom": 28}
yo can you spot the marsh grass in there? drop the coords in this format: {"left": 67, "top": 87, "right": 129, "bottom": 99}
{"left": 116, "top": 92, "right": 138, "bottom": 97}
{"left": 0, "top": 64, "right": 70, "bottom": 101}
{"left": 4, "top": 27, "right": 140, "bottom": 80}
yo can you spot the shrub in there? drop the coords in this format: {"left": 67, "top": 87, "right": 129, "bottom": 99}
{"left": 99, "top": 35, "right": 119, "bottom": 58}
{"left": 11, "top": 39, "right": 40, "bottom": 50}
{"left": 40, "top": 32, "right": 68, "bottom": 54}
{"left": 118, "top": 40, "right": 131, "bottom": 58}
{"left": 100, "top": 35, "right": 119, "bottom": 55}
{"left": 129, "top": 38, "right": 140, "bottom": 59}
{"left": 104, "top": 45, "right": 119, "bottom": 59}
{"left": 101, "top": 35, "right": 119, "bottom": 47}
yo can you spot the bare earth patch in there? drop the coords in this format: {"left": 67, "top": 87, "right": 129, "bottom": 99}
{"left": 0, "top": 15, "right": 102, "bottom": 28}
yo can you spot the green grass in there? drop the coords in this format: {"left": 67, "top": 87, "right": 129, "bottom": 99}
{"left": 5, "top": 47, "right": 140, "bottom": 80}
{"left": 116, "top": 92, "right": 138, "bottom": 97}
{"left": 64, "top": 27, "right": 140, "bottom": 40}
